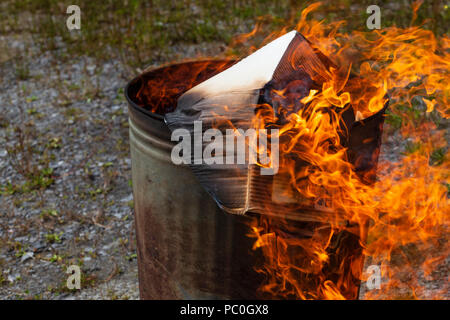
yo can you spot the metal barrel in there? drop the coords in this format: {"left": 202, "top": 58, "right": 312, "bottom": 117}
{"left": 125, "top": 61, "right": 264, "bottom": 299}
{"left": 125, "top": 60, "right": 385, "bottom": 300}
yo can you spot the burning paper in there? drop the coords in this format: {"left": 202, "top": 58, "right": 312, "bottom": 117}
{"left": 165, "top": 31, "right": 387, "bottom": 222}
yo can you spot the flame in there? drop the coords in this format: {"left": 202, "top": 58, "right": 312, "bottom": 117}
{"left": 133, "top": 1, "right": 449, "bottom": 300}
{"left": 133, "top": 59, "right": 234, "bottom": 114}
{"left": 244, "top": 2, "right": 449, "bottom": 299}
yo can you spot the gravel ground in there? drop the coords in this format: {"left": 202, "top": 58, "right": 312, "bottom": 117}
{"left": 0, "top": 33, "right": 226, "bottom": 300}
{"left": 0, "top": 33, "right": 448, "bottom": 300}
{"left": 0, "top": 34, "right": 139, "bottom": 299}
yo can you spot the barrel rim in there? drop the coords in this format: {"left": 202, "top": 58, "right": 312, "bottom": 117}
{"left": 125, "top": 59, "right": 389, "bottom": 130}
{"left": 125, "top": 59, "right": 236, "bottom": 123}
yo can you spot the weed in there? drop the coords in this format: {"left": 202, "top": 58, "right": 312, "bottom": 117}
{"left": 125, "top": 253, "right": 137, "bottom": 261}
{"left": 45, "top": 137, "right": 61, "bottom": 150}
{"left": 25, "top": 96, "right": 38, "bottom": 103}
{"left": 49, "top": 254, "right": 63, "bottom": 263}
{"left": 40, "top": 209, "right": 59, "bottom": 221}
{"left": 0, "top": 270, "right": 7, "bottom": 286}
{"left": 15, "top": 64, "right": 30, "bottom": 80}
{"left": 3, "top": 0, "right": 444, "bottom": 72}
{"left": 385, "top": 109, "right": 403, "bottom": 130}
{"left": 127, "top": 200, "right": 134, "bottom": 210}
{"left": 403, "top": 141, "right": 422, "bottom": 155}
{"left": 430, "top": 148, "right": 446, "bottom": 166}
{"left": 26, "top": 108, "right": 38, "bottom": 115}
{"left": 45, "top": 232, "right": 63, "bottom": 244}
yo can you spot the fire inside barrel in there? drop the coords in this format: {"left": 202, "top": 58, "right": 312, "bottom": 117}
{"left": 128, "top": 30, "right": 389, "bottom": 299}
{"left": 165, "top": 31, "right": 386, "bottom": 226}
{"left": 131, "top": 60, "right": 234, "bottom": 114}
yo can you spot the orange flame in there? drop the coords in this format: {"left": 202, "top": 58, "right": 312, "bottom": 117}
{"left": 244, "top": 2, "right": 449, "bottom": 300}
{"left": 133, "top": 1, "right": 449, "bottom": 300}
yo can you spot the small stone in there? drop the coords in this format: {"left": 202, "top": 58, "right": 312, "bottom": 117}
{"left": 32, "top": 241, "right": 47, "bottom": 253}
{"left": 7, "top": 274, "right": 20, "bottom": 283}
{"left": 121, "top": 194, "right": 133, "bottom": 203}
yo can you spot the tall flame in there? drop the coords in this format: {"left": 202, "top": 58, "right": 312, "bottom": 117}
{"left": 245, "top": 2, "right": 449, "bottom": 299}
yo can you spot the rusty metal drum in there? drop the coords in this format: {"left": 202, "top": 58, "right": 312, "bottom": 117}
{"left": 125, "top": 60, "right": 264, "bottom": 299}
{"left": 125, "top": 60, "right": 386, "bottom": 300}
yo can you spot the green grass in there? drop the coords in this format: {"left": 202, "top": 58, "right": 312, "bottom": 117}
{"left": 15, "top": 63, "right": 31, "bottom": 80}
{"left": 385, "top": 109, "right": 403, "bottom": 130}
{"left": 0, "top": 167, "right": 54, "bottom": 195}
{"left": 403, "top": 141, "right": 422, "bottom": 155}
{"left": 0, "top": 0, "right": 447, "bottom": 70}
{"left": 45, "top": 232, "right": 63, "bottom": 244}
{"left": 40, "top": 209, "right": 59, "bottom": 220}
{"left": 430, "top": 147, "right": 446, "bottom": 165}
